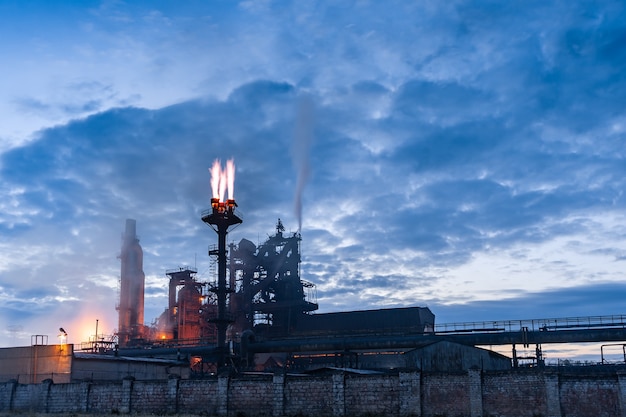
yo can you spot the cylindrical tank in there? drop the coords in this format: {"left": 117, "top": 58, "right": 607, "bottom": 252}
{"left": 177, "top": 283, "right": 202, "bottom": 340}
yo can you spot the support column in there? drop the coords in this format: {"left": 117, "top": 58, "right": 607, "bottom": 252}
{"left": 217, "top": 373, "right": 229, "bottom": 417}
{"left": 80, "top": 381, "right": 91, "bottom": 413}
{"left": 399, "top": 371, "right": 421, "bottom": 417}
{"left": 7, "top": 379, "right": 18, "bottom": 412}
{"left": 616, "top": 372, "right": 626, "bottom": 417}
{"left": 41, "top": 378, "right": 53, "bottom": 413}
{"left": 167, "top": 375, "right": 180, "bottom": 414}
{"left": 332, "top": 371, "right": 345, "bottom": 417}
{"left": 120, "top": 376, "right": 134, "bottom": 414}
{"left": 273, "top": 372, "right": 286, "bottom": 417}
{"left": 468, "top": 369, "right": 483, "bottom": 417}
{"left": 544, "top": 371, "right": 561, "bottom": 417}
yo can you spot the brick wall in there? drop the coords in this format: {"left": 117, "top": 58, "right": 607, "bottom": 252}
{"left": 130, "top": 380, "right": 170, "bottom": 414}
{"left": 422, "top": 372, "right": 470, "bottom": 417}
{"left": 9, "top": 381, "right": 43, "bottom": 412}
{"left": 560, "top": 374, "right": 620, "bottom": 417}
{"left": 47, "top": 381, "right": 89, "bottom": 413}
{"left": 178, "top": 378, "right": 219, "bottom": 415}
{"left": 3, "top": 368, "right": 626, "bottom": 416}
{"left": 483, "top": 370, "right": 547, "bottom": 416}
{"left": 229, "top": 375, "right": 274, "bottom": 416}
{"left": 345, "top": 374, "right": 400, "bottom": 416}
{"left": 0, "top": 380, "right": 16, "bottom": 410}
{"left": 87, "top": 381, "right": 124, "bottom": 413}
{"left": 284, "top": 375, "right": 334, "bottom": 416}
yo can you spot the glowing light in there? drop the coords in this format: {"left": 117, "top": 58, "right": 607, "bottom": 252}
{"left": 219, "top": 171, "right": 227, "bottom": 203}
{"left": 227, "top": 159, "right": 235, "bottom": 200}
{"left": 209, "top": 158, "right": 236, "bottom": 202}
{"left": 69, "top": 316, "right": 110, "bottom": 345}
{"left": 210, "top": 160, "right": 221, "bottom": 199}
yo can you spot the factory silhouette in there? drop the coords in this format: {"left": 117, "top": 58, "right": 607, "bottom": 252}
{"left": 114, "top": 159, "right": 436, "bottom": 372}
{"left": 4, "top": 161, "right": 626, "bottom": 416}
{"left": 109, "top": 159, "right": 626, "bottom": 374}
{"left": 0, "top": 159, "right": 620, "bottom": 388}
{"left": 116, "top": 212, "right": 439, "bottom": 372}
{"left": 3, "top": 159, "right": 626, "bottom": 380}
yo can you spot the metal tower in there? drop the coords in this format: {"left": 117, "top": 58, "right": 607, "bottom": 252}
{"left": 201, "top": 198, "right": 242, "bottom": 367}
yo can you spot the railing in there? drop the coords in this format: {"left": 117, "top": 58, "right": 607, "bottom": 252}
{"left": 435, "top": 315, "right": 626, "bottom": 335}
{"left": 145, "top": 336, "right": 218, "bottom": 348}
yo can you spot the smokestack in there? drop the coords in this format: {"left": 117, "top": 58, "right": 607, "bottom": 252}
{"left": 202, "top": 160, "right": 242, "bottom": 368}
{"left": 124, "top": 219, "right": 136, "bottom": 241}
{"left": 117, "top": 219, "right": 146, "bottom": 347}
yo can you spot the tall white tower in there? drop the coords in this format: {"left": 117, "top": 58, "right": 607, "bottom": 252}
{"left": 117, "top": 219, "right": 146, "bottom": 346}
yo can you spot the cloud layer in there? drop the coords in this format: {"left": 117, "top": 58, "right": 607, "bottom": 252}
{"left": 0, "top": 1, "right": 625, "bottom": 357}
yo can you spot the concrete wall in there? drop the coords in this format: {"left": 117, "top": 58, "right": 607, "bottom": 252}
{"left": 0, "top": 344, "right": 72, "bottom": 384}
{"left": 2, "top": 368, "right": 626, "bottom": 416}
{"left": 72, "top": 355, "right": 190, "bottom": 381}
{"left": 0, "top": 345, "right": 189, "bottom": 383}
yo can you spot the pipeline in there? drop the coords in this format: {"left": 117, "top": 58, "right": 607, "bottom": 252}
{"left": 245, "top": 327, "right": 626, "bottom": 354}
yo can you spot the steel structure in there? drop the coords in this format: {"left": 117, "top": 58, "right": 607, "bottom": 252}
{"left": 229, "top": 219, "right": 319, "bottom": 338}
{"left": 110, "top": 207, "right": 626, "bottom": 371}
{"left": 201, "top": 197, "right": 242, "bottom": 367}
{"left": 149, "top": 267, "right": 218, "bottom": 343}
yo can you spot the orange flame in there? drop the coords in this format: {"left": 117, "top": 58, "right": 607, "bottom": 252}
{"left": 209, "top": 159, "right": 235, "bottom": 202}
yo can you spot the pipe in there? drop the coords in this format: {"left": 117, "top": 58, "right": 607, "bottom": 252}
{"left": 245, "top": 327, "right": 626, "bottom": 354}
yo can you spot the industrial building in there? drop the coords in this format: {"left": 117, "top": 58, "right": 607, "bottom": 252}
{"left": 0, "top": 177, "right": 582, "bottom": 383}
{"left": 94, "top": 163, "right": 510, "bottom": 375}
{"left": 6, "top": 167, "right": 625, "bottom": 384}
{"left": 0, "top": 343, "right": 188, "bottom": 384}
{"left": 4, "top": 201, "right": 626, "bottom": 384}
{"left": 109, "top": 212, "right": 442, "bottom": 375}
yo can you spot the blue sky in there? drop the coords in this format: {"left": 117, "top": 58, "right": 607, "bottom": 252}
{"left": 1, "top": 1, "right": 625, "bottom": 360}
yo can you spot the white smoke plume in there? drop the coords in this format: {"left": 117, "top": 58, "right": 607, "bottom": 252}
{"left": 292, "top": 95, "right": 315, "bottom": 232}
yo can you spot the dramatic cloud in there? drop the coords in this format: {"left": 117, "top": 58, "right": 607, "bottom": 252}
{"left": 0, "top": 1, "right": 624, "bottom": 360}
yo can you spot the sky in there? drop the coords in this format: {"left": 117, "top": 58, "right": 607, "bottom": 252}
{"left": 1, "top": 0, "right": 625, "bottom": 361}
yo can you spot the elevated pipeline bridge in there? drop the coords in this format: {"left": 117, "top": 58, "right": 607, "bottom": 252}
{"left": 434, "top": 314, "right": 626, "bottom": 346}
{"left": 245, "top": 315, "right": 626, "bottom": 354}
{"left": 114, "top": 315, "right": 626, "bottom": 364}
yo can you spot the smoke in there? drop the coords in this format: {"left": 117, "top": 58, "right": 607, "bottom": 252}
{"left": 292, "top": 95, "right": 315, "bottom": 232}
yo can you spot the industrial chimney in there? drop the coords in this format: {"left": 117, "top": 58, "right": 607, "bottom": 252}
{"left": 117, "top": 219, "right": 146, "bottom": 346}
{"left": 202, "top": 159, "right": 242, "bottom": 368}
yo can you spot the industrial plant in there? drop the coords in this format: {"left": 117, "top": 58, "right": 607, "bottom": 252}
{"left": 3, "top": 159, "right": 626, "bottom": 383}
{"left": 3, "top": 160, "right": 626, "bottom": 416}
{"left": 92, "top": 159, "right": 437, "bottom": 375}
{"left": 112, "top": 215, "right": 443, "bottom": 374}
